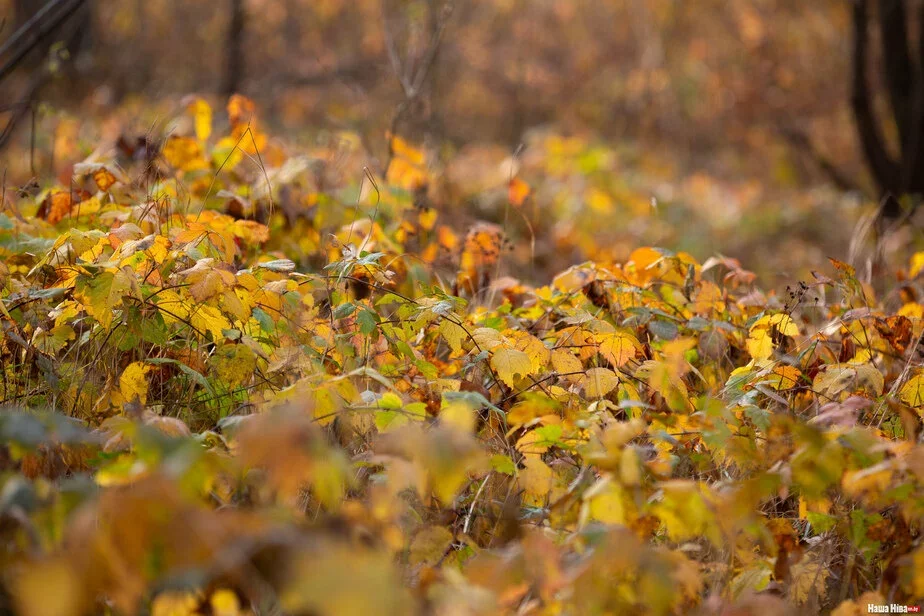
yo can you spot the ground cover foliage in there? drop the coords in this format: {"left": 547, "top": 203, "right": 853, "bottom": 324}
{"left": 0, "top": 97, "right": 923, "bottom": 615}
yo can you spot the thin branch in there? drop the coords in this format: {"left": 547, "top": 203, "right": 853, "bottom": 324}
{"left": 0, "top": 0, "right": 86, "bottom": 85}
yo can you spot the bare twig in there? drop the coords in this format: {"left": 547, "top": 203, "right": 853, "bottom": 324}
{"left": 380, "top": 0, "right": 455, "bottom": 176}
{"left": 0, "top": 0, "right": 86, "bottom": 85}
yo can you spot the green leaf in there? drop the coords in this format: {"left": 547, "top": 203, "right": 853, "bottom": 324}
{"left": 357, "top": 308, "right": 379, "bottom": 335}
{"left": 334, "top": 302, "right": 357, "bottom": 319}
{"left": 490, "top": 454, "right": 517, "bottom": 475}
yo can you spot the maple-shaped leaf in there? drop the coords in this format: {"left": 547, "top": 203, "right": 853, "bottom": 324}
{"left": 491, "top": 347, "right": 533, "bottom": 387}
{"left": 788, "top": 553, "right": 829, "bottom": 604}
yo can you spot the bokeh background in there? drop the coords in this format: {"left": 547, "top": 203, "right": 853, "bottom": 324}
{"left": 0, "top": 0, "right": 911, "bottom": 285}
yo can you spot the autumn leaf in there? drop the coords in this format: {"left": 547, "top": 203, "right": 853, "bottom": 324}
{"left": 584, "top": 477, "right": 627, "bottom": 525}
{"left": 491, "top": 347, "right": 533, "bottom": 387}
{"left": 900, "top": 373, "right": 924, "bottom": 407}
{"left": 594, "top": 330, "right": 642, "bottom": 368}
{"left": 39, "top": 191, "right": 73, "bottom": 224}
{"left": 73, "top": 269, "right": 133, "bottom": 329}
{"left": 747, "top": 313, "right": 800, "bottom": 360}
{"left": 582, "top": 367, "right": 619, "bottom": 398}
{"left": 212, "top": 343, "right": 257, "bottom": 387}
{"left": 187, "top": 97, "right": 213, "bottom": 142}
{"left": 508, "top": 177, "right": 530, "bottom": 206}
{"left": 162, "top": 136, "right": 208, "bottom": 171}
{"left": 119, "top": 361, "right": 152, "bottom": 406}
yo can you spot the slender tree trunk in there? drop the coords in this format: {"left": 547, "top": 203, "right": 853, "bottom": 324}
{"left": 223, "top": 0, "right": 245, "bottom": 96}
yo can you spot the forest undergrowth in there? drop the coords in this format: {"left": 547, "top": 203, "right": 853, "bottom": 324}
{"left": 0, "top": 96, "right": 922, "bottom": 615}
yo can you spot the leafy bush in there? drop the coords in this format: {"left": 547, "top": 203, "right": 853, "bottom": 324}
{"left": 0, "top": 97, "right": 922, "bottom": 615}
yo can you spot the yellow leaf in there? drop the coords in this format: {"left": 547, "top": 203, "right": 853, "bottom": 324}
{"left": 409, "top": 526, "right": 453, "bottom": 566}
{"left": 619, "top": 446, "right": 642, "bottom": 486}
{"left": 162, "top": 136, "right": 208, "bottom": 172}
{"left": 842, "top": 461, "right": 893, "bottom": 497}
{"left": 509, "top": 330, "right": 551, "bottom": 372}
{"left": 227, "top": 94, "right": 257, "bottom": 131}
{"left": 212, "top": 343, "right": 257, "bottom": 387}
{"left": 418, "top": 207, "right": 438, "bottom": 230}
{"left": 188, "top": 97, "right": 212, "bottom": 142}
{"left": 770, "top": 313, "right": 799, "bottom": 336}
{"left": 747, "top": 313, "right": 800, "bottom": 360}
{"left": 551, "top": 349, "right": 583, "bottom": 380}
{"left": 788, "top": 553, "right": 829, "bottom": 604}
{"left": 583, "top": 367, "right": 619, "bottom": 398}
{"left": 147, "top": 235, "right": 171, "bottom": 264}
{"left": 911, "top": 252, "right": 924, "bottom": 278}
{"left": 913, "top": 547, "right": 924, "bottom": 598}
{"left": 191, "top": 304, "right": 232, "bottom": 341}
{"left": 210, "top": 589, "right": 241, "bottom": 616}
{"left": 471, "top": 327, "right": 504, "bottom": 350}
{"left": 92, "top": 168, "right": 117, "bottom": 191}
{"left": 520, "top": 455, "right": 553, "bottom": 503}
{"left": 692, "top": 281, "right": 725, "bottom": 314}
{"left": 151, "top": 591, "right": 200, "bottom": 616}
{"left": 746, "top": 329, "right": 774, "bottom": 360}
{"left": 232, "top": 219, "right": 270, "bottom": 244}
{"left": 585, "top": 186, "right": 613, "bottom": 213}
{"left": 438, "top": 319, "right": 467, "bottom": 355}
{"left": 595, "top": 330, "right": 641, "bottom": 368}
{"left": 587, "top": 483, "right": 626, "bottom": 525}
{"left": 626, "top": 247, "right": 665, "bottom": 285}
{"left": 900, "top": 373, "right": 924, "bottom": 407}
{"left": 651, "top": 481, "right": 721, "bottom": 547}
{"left": 12, "top": 558, "right": 84, "bottom": 616}
{"left": 813, "top": 363, "right": 884, "bottom": 400}
{"left": 767, "top": 364, "right": 801, "bottom": 390}
{"left": 390, "top": 134, "right": 425, "bottom": 166}
{"left": 440, "top": 397, "right": 476, "bottom": 433}
{"left": 491, "top": 347, "right": 533, "bottom": 387}
{"left": 119, "top": 361, "right": 151, "bottom": 405}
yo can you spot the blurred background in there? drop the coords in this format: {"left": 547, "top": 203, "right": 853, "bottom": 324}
{"left": 0, "top": 0, "right": 915, "bottom": 284}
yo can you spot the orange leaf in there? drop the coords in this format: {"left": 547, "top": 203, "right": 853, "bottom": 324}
{"left": 508, "top": 177, "right": 530, "bottom": 206}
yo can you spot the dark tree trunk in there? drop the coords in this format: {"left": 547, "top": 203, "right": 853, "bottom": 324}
{"left": 223, "top": 0, "right": 245, "bottom": 96}
{"left": 851, "top": 0, "right": 924, "bottom": 220}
